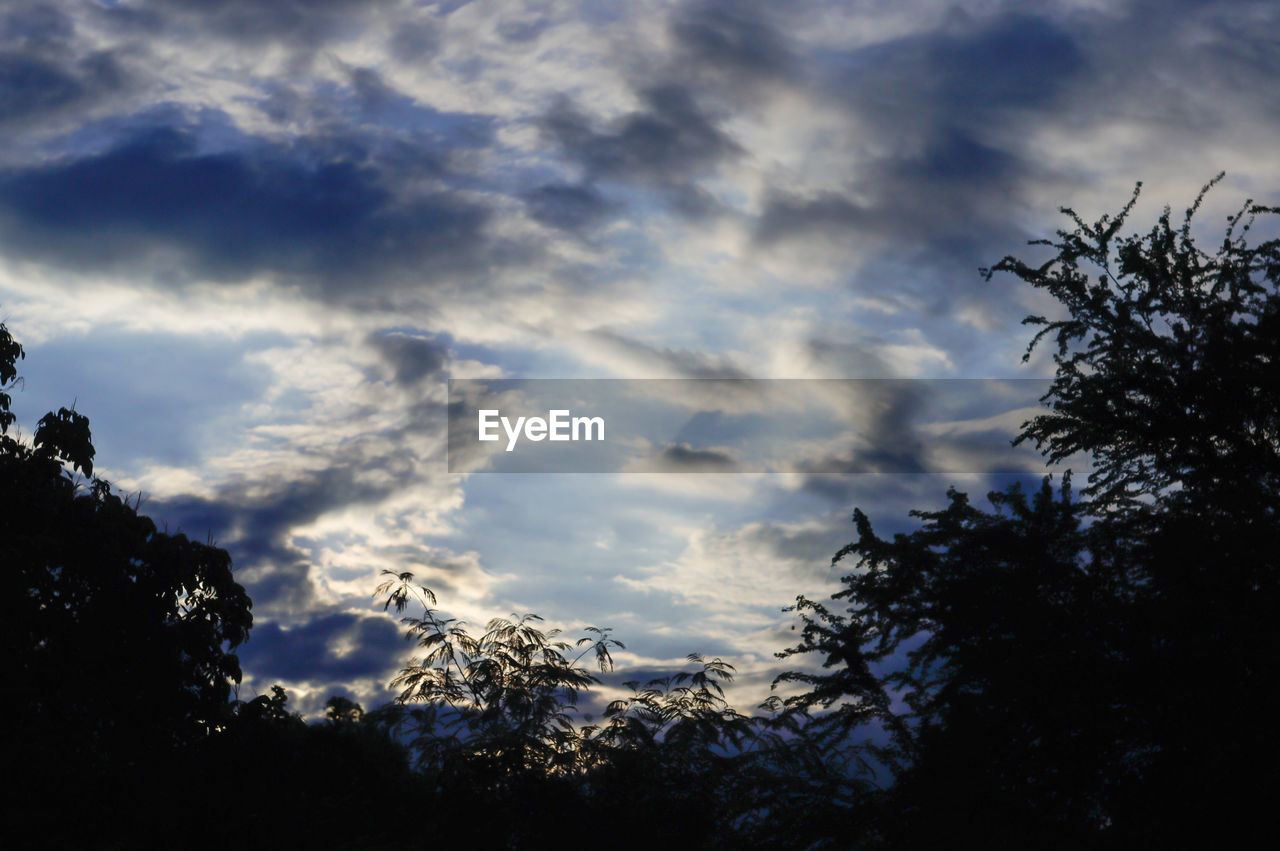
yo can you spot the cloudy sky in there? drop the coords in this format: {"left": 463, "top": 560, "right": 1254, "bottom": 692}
{"left": 3, "top": 0, "right": 1278, "bottom": 716}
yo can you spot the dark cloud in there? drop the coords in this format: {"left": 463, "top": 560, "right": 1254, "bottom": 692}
{"left": 802, "top": 338, "right": 895, "bottom": 378}
{"left": 497, "top": 18, "right": 552, "bottom": 44}
{"left": 0, "top": 122, "right": 502, "bottom": 297}
{"left": 799, "top": 446, "right": 929, "bottom": 476}
{"left": 0, "top": 2, "right": 130, "bottom": 129}
{"left": 749, "top": 14, "right": 1083, "bottom": 313}
{"left": 797, "top": 381, "right": 928, "bottom": 478}
{"left": 0, "top": 52, "right": 82, "bottom": 122}
{"left": 101, "top": 0, "right": 389, "bottom": 46}
{"left": 540, "top": 83, "right": 740, "bottom": 211}
{"left": 793, "top": 377, "right": 1055, "bottom": 505}
{"left": 1, "top": 3, "right": 74, "bottom": 45}
{"left": 752, "top": 132, "right": 1019, "bottom": 289}
{"left": 337, "top": 65, "right": 497, "bottom": 149}
{"left": 151, "top": 463, "right": 407, "bottom": 615}
{"left": 753, "top": 134, "right": 1018, "bottom": 248}
{"left": 368, "top": 330, "right": 448, "bottom": 385}
{"left": 346, "top": 65, "right": 408, "bottom": 119}
{"left": 911, "top": 127, "right": 1015, "bottom": 184}
{"left": 523, "top": 182, "right": 616, "bottom": 232}
{"left": 753, "top": 191, "right": 872, "bottom": 246}
{"left": 148, "top": 487, "right": 324, "bottom": 617}
{"left": 739, "top": 520, "right": 852, "bottom": 568}
{"left": 243, "top": 560, "right": 319, "bottom": 620}
{"left": 670, "top": 0, "right": 794, "bottom": 88}
{"left": 388, "top": 18, "right": 440, "bottom": 64}
{"left": 655, "top": 443, "right": 739, "bottom": 472}
{"left": 445, "top": 386, "right": 505, "bottom": 475}
{"left": 238, "top": 610, "right": 404, "bottom": 683}
{"left": 670, "top": 408, "right": 761, "bottom": 447}
{"left": 927, "top": 14, "right": 1083, "bottom": 112}
{"left": 825, "top": 13, "right": 1082, "bottom": 131}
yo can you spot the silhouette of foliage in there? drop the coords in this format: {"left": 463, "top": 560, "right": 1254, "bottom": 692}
{"left": 377, "top": 569, "right": 621, "bottom": 777}
{"left": 374, "top": 571, "right": 864, "bottom": 849}
{"left": 186, "top": 685, "right": 416, "bottom": 848}
{"left": 779, "top": 178, "right": 1280, "bottom": 845}
{"left": 986, "top": 177, "right": 1280, "bottom": 840}
{"left": 1, "top": 321, "right": 253, "bottom": 846}
{"left": 984, "top": 173, "right": 1280, "bottom": 512}
{"left": 325, "top": 694, "right": 366, "bottom": 724}
{"left": 778, "top": 476, "right": 1140, "bottom": 844}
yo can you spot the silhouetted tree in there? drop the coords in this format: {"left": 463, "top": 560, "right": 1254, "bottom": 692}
{"left": 778, "top": 177, "right": 1280, "bottom": 845}
{"left": 984, "top": 172, "right": 1280, "bottom": 513}
{"left": 779, "top": 476, "right": 1138, "bottom": 846}
{"left": 325, "top": 694, "right": 366, "bottom": 725}
{"left": 1, "top": 321, "right": 253, "bottom": 845}
{"left": 186, "top": 685, "right": 414, "bottom": 849}
{"left": 375, "top": 571, "right": 861, "bottom": 849}
{"left": 985, "top": 174, "right": 1280, "bottom": 839}
{"left": 377, "top": 570, "right": 622, "bottom": 779}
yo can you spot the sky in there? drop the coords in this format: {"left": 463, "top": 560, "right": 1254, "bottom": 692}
{"left": 3, "top": 0, "right": 1279, "bottom": 717}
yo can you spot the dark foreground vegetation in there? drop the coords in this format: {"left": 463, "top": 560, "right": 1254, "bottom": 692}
{"left": 4, "top": 177, "right": 1279, "bottom": 847}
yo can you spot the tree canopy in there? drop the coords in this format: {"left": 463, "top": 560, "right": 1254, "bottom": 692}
{"left": 1, "top": 322, "right": 253, "bottom": 843}
{"left": 779, "top": 177, "right": 1280, "bottom": 845}
{"left": 985, "top": 173, "right": 1280, "bottom": 511}
{"left": 370, "top": 570, "right": 856, "bottom": 849}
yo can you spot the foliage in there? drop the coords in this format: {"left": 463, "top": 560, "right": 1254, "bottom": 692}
{"left": 1, "top": 320, "right": 253, "bottom": 845}
{"left": 375, "top": 571, "right": 865, "bottom": 849}
{"left": 376, "top": 569, "right": 622, "bottom": 778}
{"left": 325, "top": 694, "right": 366, "bottom": 724}
{"left": 183, "top": 685, "right": 416, "bottom": 849}
{"left": 985, "top": 177, "right": 1280, "bottom": 838}
{"left": 983, "top": 173, "right": 1280, "bottom": 512}
{"left": 778, "top": 476, "right": 1140, "bottom": 842}
{"left": 590, "top": 653, "right": 750, "bottom": 755}
{"left": 779, "top": 178, "right": 1280, "bottom": 845}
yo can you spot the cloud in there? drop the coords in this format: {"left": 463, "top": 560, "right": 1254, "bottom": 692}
{"left": 792, "top": 380, "right": 928, "bottom": 474}
{"left": 0, "top": 3, "right": 131, "bottom": 130}
{"left": 1, "top": 2, "right": 74, "bottom": 45}
{"left": 741, "top": 12, "right": 1087, "bottom": 326}
{"left": 653, "top": 442, "right": 740, "bottom": 472}
{"left": 540, "top": 82, "right": 740, "bottom": 213}
{"left": 615, "top": 516, "right": 851, "bottom": 619}
{"left": 584, "top": 329, "right": 751, "bottom": 378}
{"left": 367, "top": 329, "right": 448, "bottom": 386}
{"left": 149, "top": 456, "right": 423, "bottom": 618}
{"left": 237, "top": 608, "right": 404, "bottom": 684}
{"left": 523, "top": 182, "right": 617, "bottom": 232}
{"left": 669, "top": 0, "right": 795, "bottom": 90}
{"left": 387, "top": 18, "right": 441, "bottom": 64}
{"left": 0, "top": 121, "right": 508, "bottom": 297}
{"left": 99, "top": 0, "right": 392, "bottom": 47}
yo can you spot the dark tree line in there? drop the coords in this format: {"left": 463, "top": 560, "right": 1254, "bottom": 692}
{"left": 4, "top": 176, "right": 1277, "bottom": 847}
